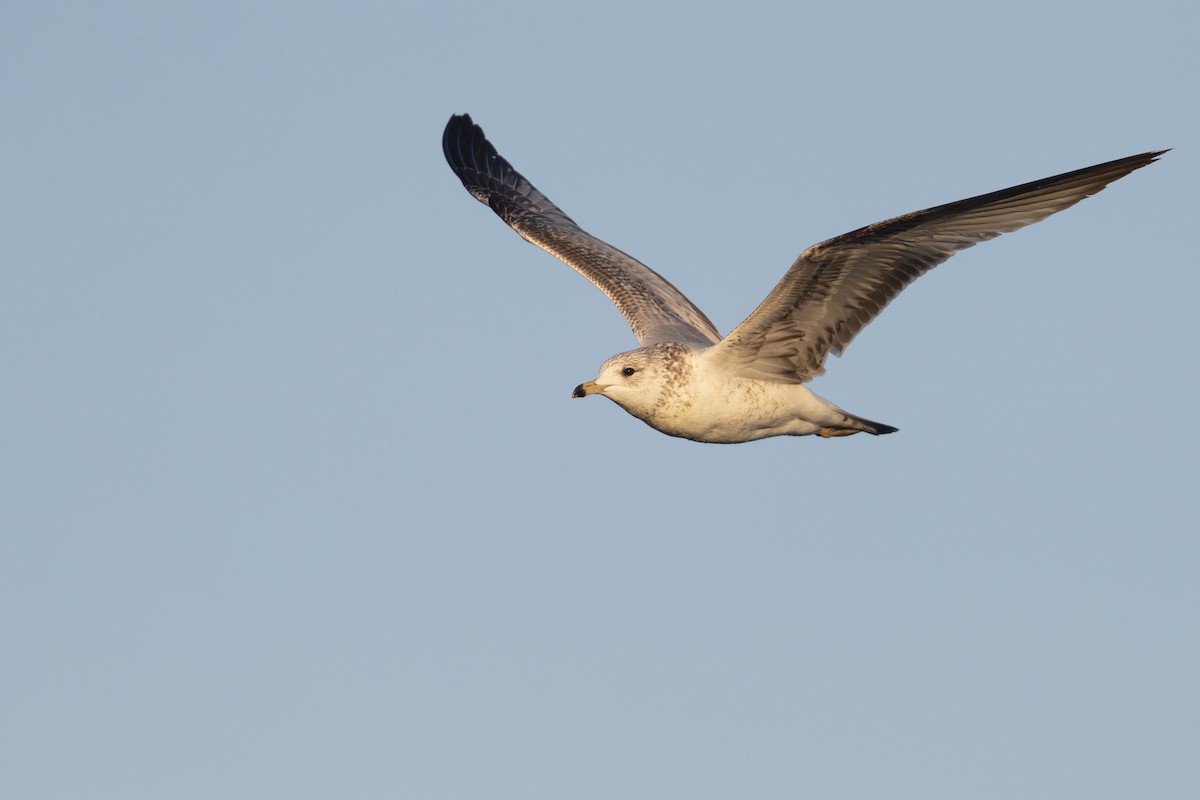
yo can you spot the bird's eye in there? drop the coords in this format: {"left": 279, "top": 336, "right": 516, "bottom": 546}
{"left": 621, "top": 367, "right": 637, "bottom": 377}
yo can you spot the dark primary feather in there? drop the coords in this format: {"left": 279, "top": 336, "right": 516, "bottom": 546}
{"left": 714, "top": 150, "right": 1165, "bottom": 382}
{"left": 442, "top": 114, "right": 721, "bottom": 347}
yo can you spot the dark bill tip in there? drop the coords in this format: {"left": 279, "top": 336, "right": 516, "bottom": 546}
{"left": 572, "top": 384, "right": 587, "bottom": 398}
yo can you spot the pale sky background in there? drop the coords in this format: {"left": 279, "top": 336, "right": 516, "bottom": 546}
{"left": 2, "top": 2, "right": 1198, "bottom": 798}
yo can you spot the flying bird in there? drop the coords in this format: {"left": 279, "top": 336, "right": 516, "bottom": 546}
{"left": 443, "top": 114, "right": 1162, "bottom": 443}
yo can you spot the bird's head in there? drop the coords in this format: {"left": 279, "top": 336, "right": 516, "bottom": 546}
{"left": 572, "top": 346, "right": 684, "bottom": 419}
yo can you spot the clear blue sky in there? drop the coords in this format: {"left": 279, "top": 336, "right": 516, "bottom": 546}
{"left": 3, "top": 2, "right": 1197, "bottom": 798}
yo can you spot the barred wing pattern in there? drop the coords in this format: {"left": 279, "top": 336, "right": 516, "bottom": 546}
{"left": 713, "top": 151, "right": 1165, "bottom": 382}
{"left": 443, "top": 115, "right": 721, "bottom": 348}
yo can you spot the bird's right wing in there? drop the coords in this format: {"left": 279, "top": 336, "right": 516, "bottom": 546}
{"left": 443, "top": 114, "right": 721, "bottom": 348}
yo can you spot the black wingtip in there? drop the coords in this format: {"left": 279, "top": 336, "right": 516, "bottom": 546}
{"left": 442, "top": 113, "right": 505, "bottom": 187}
{"left": 1127, "top": 149, "right": 1170, "bottom": 167}
{"left": 442, "top": 113, "right": 477, "bottom": 168}
{"left": 443, "top": 113, "right": 474, "bottom": 137}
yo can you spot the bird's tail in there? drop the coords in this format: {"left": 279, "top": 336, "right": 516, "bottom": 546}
{"left": 817, "top": 411, "right": 899, "bottom": 438}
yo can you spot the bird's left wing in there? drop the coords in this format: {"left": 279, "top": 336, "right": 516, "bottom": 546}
{"left": 710, "top": 151, "right": 1164, "bottom": 382}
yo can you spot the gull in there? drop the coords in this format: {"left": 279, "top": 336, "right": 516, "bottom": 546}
{"left": 443, "top": 114, "right": 1162, "bottom": 443}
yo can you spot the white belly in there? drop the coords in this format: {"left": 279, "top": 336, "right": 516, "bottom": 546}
{"left": 640, "top": 375, "right": 837, "bottom": 443}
